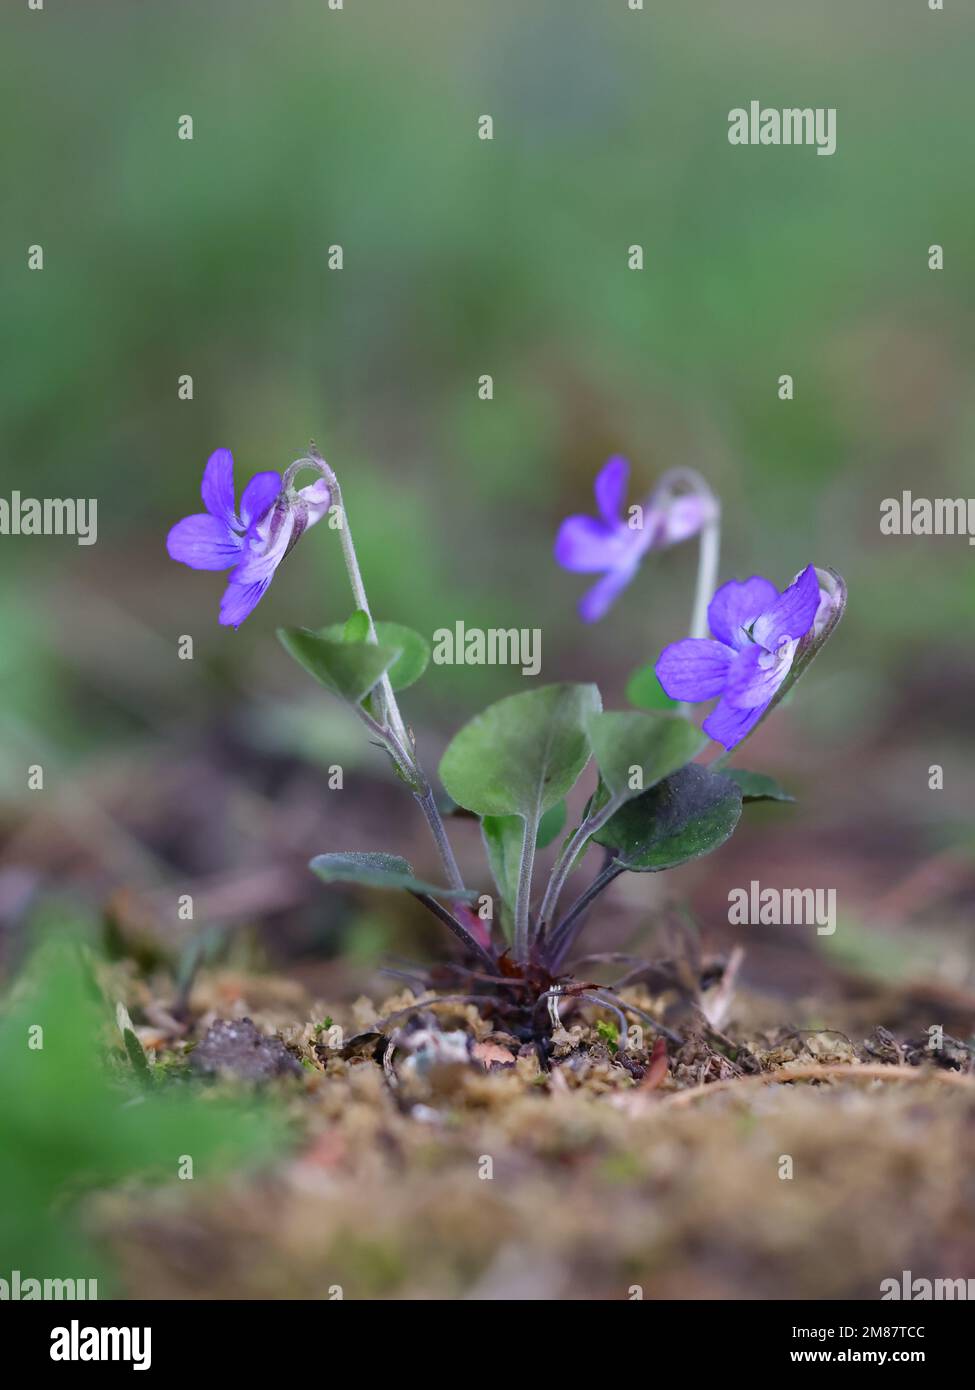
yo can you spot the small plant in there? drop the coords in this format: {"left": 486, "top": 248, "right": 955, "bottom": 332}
{"left": 168, "top": 447, "right": 845, "bottom": 1048}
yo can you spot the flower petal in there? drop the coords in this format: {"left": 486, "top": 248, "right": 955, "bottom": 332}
{"left": 594, "top": 455, "right": 629, "bottom": 527}
{"left": 660, "top": 494, "right": 710, "bottom": 546}
{"left": 555, "top": 516, "right": 626, "bottom": 573}
{"left": 297, "top": 478, "right": 332, "bottom": 527}
{"left": 707, "top": 575, "right": 779, "bottom": 650}
{"left": 201, "top": 448, "right": 237, "bottom": 525}
{"left": 578, "top": 562, "right": 638, "bottom": 622}
{"left": 166, "top": 513, "right": 241, "bottom": 570}
{"left": 723, "top": 642, "right": 792, "bottom": 709}
{"left": 752, "top": 564, "right": 820, "bottom": 650}
{"left": 812, "top": 585, "right": 835, "bottom": 638}
{"left": 232, "top": 505, "right": 295, "bottom": 585}
{"left": 219, "top": 576, "right": 271, "bottom": 628}
{"left": 239, "top": 470, "right": 282, "bottom": 529}
{"left": 702, "top": 696, "right": 767, "bottom": 750}
{"left": 655, "top": 637, "right": 735, "bottom": 701}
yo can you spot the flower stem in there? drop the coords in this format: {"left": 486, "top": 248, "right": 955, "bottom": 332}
{"left": 324, "top": 471, "right": 409, "bottom": 750}
{"left": 288, "top": 449, "right": 466, "bottom": 894}
{"left": 546, "top": 859, "right": 625, "bottom": 971}
{"left": 415, "top": 786, "right": 465, "bottom": 893}
{"left": 513, "top": 812, "right": 538, "bottom": 962}
{"left": 536, "top": 792, "right": 623, "bottom": 940}
{"left": 642, "top": 466, "right": 720, "bottom": 640}
{"left": 646, "top": 467, "right": 720, "bottom": 715}
{"left": 690, "top": 502, "right": 721, "bottom": 642}
{"left": 408, "top": 892, "right": 496, "bottom": 972}
{"left": 358, "top": 706, "right": 466, "bottom": 894}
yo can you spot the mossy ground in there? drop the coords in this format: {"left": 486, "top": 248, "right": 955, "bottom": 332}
{"left": 94, "top": 963, "right": 975, "bottom": 1301}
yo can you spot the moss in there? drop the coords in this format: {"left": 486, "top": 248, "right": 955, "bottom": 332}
{"left": 95, "top": 965, "right": 975, "bottom": 1300}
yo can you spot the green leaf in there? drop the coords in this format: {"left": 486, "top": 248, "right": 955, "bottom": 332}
{"left": 436, "top": 792, "right": 475, "bottom": 819}
{"left": 625, "top": 665, "right": 678, "bottom": 712}
{"left": 481, "top": 800, "right": 567, "bottom": 907}
{"left": 122, "top": 1028, "right": 152, "bottom": 1087}
{"left": 310, "top": 851, "right": 477, "bottom": 901}
{"left": 439, "top": 683, "right": 601, "bottom": 820}
{"left": 723, "top": 768, "right": 795, "bottom": 803}
{"left": 372, "top": 622, "right": 430, "bottom": 691}
{"left": 480, "top": 818, "right": 519, "bottom": 926}
{"left": 278, "top": 627, "right": 401, "bottom": 704}
{"left": 594, "top": 763, "right": 742, "bottom": 871}
{"left": 320, "top": 617, "right": 430, "bottom": 692}
{"left": 586, "top": 709, "right": 706, "bottom": 802}
{"left": 0, "top": 935, "right": 283, "bottom": 1284}
{"left": 343, "top": 609, "right": 371, "bottom": 642}
{"left": 536, "top": 799, "right": 568, "bottom": 849}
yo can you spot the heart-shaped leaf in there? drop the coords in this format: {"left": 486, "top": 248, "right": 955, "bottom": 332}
{"left": 278, "top": 628, "right": 402, "bottom": 705}
{"left": 586, "top": 709, "right": 706, "bottom": 802}
{"left": 723, "top": 768, "right": 795, "bottom": 803}
{"left": 439, "top": 683, "right": 601, "bottom": 819}
{"left": 310, "top": 851, "right": 477, "bottom": 901}
{"left": 594, "top": 763, "right": 741, "bottom": 871}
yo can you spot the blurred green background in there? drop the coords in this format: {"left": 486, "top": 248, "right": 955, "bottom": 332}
{"left": 1, "top": 0, "right": 973, "bottom": 987}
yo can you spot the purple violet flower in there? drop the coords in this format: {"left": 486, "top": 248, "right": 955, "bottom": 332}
{"left": 655, "top": 564, "right": 821, "bottom": 749}
{"left": 555, "top": 456, "right": 714, "bottom": 622}
{"left": 166, "top": 448, "right": 331, "bottom": 627}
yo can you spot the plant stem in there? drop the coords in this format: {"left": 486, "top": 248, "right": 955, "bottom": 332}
{"left": 547, "top": 860, "right": 625, "bottom": 971}
{"left": 415, "top": 786, "right": 465, "bottom": 893}
{"left": 641, "top": 467, "right": 720, "bottom": 715}
{"left": 408, "top": 892, "right": 496, "bottom": 972}
{"left": 287, "top": 450, "right": 465, "bottom": 893}
{"left": 356, "top": 705, "right": 415, "bottom": 779}
{"left": 689, "top": 503, "right": 720, "bottom": 642}
{"left": 318, "top": 464, "right": 410, "bottom": 751}
{"left": 513, "top": 811, "right": 538, "bottom": 962}
{"left": 360, "top": 710, "right": 465, "bottom": 893}
{"left": 592, "top": 989, "right": 682, "bottom": 1045}
{"left": 536, "top": 792, "right": 622, "bottom": 939}
{"left": 685, "top": 484, "right": 719, "bottom": 723}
